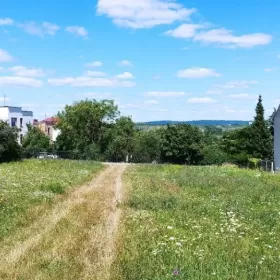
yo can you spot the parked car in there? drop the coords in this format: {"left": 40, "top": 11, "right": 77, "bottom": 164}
{"left": 37, "top": 152, "right": 59, "bottom": 159}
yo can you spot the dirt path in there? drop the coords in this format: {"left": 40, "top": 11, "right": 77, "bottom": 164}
{"left": 0, "top": 164, "right": 127, "bottom": 280}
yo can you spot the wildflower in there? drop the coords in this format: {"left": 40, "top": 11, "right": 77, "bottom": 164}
{"left": 176, "top": 242, "right": 182, "bottom": 247}
{"left": 167, "top": 226, "right": 173, "bottom": 230}
{"left": 169, "top": 237, "right": 175, "bottom": 240}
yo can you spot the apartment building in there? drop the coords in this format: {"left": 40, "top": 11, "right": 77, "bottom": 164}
{"left": 0, "top": 106, "right": 33, "bottom": 143}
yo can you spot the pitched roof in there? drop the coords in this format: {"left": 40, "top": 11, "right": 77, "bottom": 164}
{"left": 40, "top": 117, "right": 59, "bottom": 125}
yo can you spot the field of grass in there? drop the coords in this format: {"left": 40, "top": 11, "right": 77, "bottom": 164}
{"left": 0, "top": 159, "right": 102, "bottom": 242}
{"left": 112, "top": 165, "right": 280, "bottom": 280}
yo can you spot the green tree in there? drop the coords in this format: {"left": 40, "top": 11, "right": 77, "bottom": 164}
{"left": 0, "top": 121, "right": 22, "bottom": 162}
{"left": 160, "top": 124, "right": 204, "bottom": 165}
{"left": 132, "top": 129, "right": 161, "bottom": 163}
{"left": 56, "top": 99, "right": 119, "bottom": 157}
{"left": 268, "top": 107, "right": 277, "bottom": 137}
{"left": 105, "top": 116, "right": 135, "bottom": 162}
{"left": 250, "top": 95, "right": 272, "bottom": 159}
{"left": 22, "top": 125, "right": 50, "bottom": 157}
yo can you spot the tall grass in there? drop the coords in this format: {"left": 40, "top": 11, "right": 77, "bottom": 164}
{"left": 112, "top": 165, "right": 280, "bottom": 280}
{"left": 0, "top": 159, "right": 102, "bottom": 241}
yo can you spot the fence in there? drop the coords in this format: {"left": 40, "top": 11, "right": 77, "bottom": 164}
{"left": 260, "top": 160, "right": 274, "bottom": 172}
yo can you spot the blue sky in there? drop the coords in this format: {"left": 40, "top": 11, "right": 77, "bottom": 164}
{"left": 0, "top": 0, "right": 280, "bottom": 121}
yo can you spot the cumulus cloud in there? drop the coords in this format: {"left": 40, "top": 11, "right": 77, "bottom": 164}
{"left": 65, "top": 26, "right": 88, "bottom": 37}
{"left": 85, "top": 71, "right": 107, "bottom": 77}
{"left": 177, "top": 67, "right": 221, "bottom": 78}
{"left": 9, "top": 66, "right": 45, "bottom": 77}
{"left": 48, "top": 76, "right": 135, "bottom": 87}
{"left": 228, "top": 93, "right": 257, "bottom": 100}
{"left": 217, "top": 80, "right": 258, "bottom": 89}
{"left": 166, "top": 24, "right": 205, "bottom": 38}
{"left": 18, "top": 21, "right": 60, "bottom": 36}
{"left": 0, "top": 18, "right": 13, "bottom": 26}
{"left": 0, "top": 49, "right": 14, "bottom": 62}
{"left": 85, "top": 61, "right": 103, "bottom": 67}
{"left": 0, "top": 76, "right": 43, "bottom": 87}
{"left": 194, "top": 28, "right": 272, "bottom": 48}
{"left": 97, "top": 0, "right": 196, "bottom": 29}
{"left": 187, "top": 97, "right": 216, "bottom": 103}
{"left": 145, "top": 91, "right": 187, "bottom": 97}
{"left": 118, "top": 60, "right": 132, "bottom": 66}
{"left": 115, "top": 72, "right": 134, "bottom": 79}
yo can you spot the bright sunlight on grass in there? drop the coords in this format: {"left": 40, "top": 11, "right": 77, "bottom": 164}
{"left": 0, "top": 159, "right": 102, "bottom": 241}
{"left": 112, "top": 165, "right": 280, "bottom": 280}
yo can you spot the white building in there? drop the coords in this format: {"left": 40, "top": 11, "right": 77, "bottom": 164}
{"left": 0, "top": 106, "right": 33, "bottom": 144}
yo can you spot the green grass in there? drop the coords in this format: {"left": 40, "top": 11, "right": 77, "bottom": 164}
{"left": 112, "top": 165, "right": 280, "bottom": 280}
{"left": 0, "top": 159, "right": 102, "bottom": 241}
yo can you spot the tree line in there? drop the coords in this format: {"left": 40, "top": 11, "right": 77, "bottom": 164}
{"left": 0, "top": 95, "right": 275, "bottom": 166}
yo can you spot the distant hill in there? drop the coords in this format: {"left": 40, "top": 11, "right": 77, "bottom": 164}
{"left": 137, "top": 120, "right": 250, "bottom": 126}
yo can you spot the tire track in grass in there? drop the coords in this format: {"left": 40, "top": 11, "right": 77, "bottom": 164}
{"left": 0, "top": 164, "right": 127, "bottom": 279}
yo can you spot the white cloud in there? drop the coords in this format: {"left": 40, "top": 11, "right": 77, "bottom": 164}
{"left": 9, "top": 66, "right": 45, "bottom": 77}
{"left": 264, "top": 68, "right": 275, "bottom": 72}
{"left": 228, "top": 93, "right": 257, "bottom": 100}
{"left": 0, "top": 76, "right": 43, "bottom": 87}
{"left": 18, "top": 21, "right": 60, "bottom": 36}
{"left": 97, "top": 0, "right": 196, "bottom": 29}
{"left": 42, "top": 22, "right": 60, "bottom": 35}
{"left": 0, "top": 49, "right": 13, "bottom": 62}
{"left": 85, "top": 71, "right": 107, "bottom": 77}
{"left": 166, "top": 24, "right": 205, "bottom": 38}
{"left": 150, "top": 108, "right": 168, "bottom": 112}
{"left": 145, "top": 91, "right": 187, "bottom": 97}
{"left": 115, "top": 72, "right": 134, "bottom": 79}
{"left": 187, "top": 97, "right": 216, "bottom": 103}
{"left": 0, "top": 18, "right": 13, "bottom": 26}
{"left": 217, "top": 80, "right": 258, "bottom": 89}
{"left": 85, "top": 61, "right": 103, "bottom": 67}
{"left": 65, "top": 26, "right": 88, "bottom": 37}
{"left": 145, "top": 100, "right": 159, "bottom": 105}
{"left": 118, "top": 60, "right": 132, "bottom": 66}
{"left": 206, "top": 89, "right": 223, "bottom": 95}
{"left": 194, "top": 28, "right": 272, "bottom": 48}
{"left": 48, "top": 76, "right": 135, "bottom": 87}
{"left": 0, "top": 66, "right": 4, "bottom": 71}
{"left": 177, "top": 67, "right": 221, "bottom": 78}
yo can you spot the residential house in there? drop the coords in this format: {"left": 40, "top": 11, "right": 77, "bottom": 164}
{"left": 38, "top": 117, "right": 60, "bottom": 143}
{"left": 0, "top": 106, "right": 33, "bottom": 144}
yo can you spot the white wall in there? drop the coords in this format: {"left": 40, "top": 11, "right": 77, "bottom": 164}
{"left": 52, "top": 128, "right": 61, "bottom": 142}
{"left": 0, "top": 107, "right": 33, "bottom": 144}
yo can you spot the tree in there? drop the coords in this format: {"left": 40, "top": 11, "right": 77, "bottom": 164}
{"left": 160, "top": 124, "right": 204, "bottom": 165}
{"left": 104, "top": 116, "right": 135, "bottom": 162}
{"left": 22, "top": 125, "right": 50, "bottom": 157}
{"left": 221, "top": 127, "right": 253, "bottom": 165}
{"left": 132, "top": 129, "right": 161, "bottom": 163}
{"left": 56, "top": 99, "right": 119, "bottom": 157}
{"left": 250, "top": 95, "right": 272, "bottom": 159}
{"left": 0, "top": 121, "right": 22, "bottom": 162}
{"left": 269, "top": 107, "right": 277, "bottom": 137}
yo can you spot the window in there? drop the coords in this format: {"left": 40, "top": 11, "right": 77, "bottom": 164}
{"left": 20, "top": 118, "right": 23, "bottom": 128}
{"left": 47, "top": 127, "right": 51, "bottom": 135}
{"left": 11, "top": 117, "right": 17, "bottom": 127}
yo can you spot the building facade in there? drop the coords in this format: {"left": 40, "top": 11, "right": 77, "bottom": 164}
{"left": 0, "top": 106, "right": 33, "bottom": 143}
{"left": 37, "top": 117, "right": 60, "bottom": 143}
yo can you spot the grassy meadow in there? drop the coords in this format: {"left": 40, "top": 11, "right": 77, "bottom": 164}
{"left": 0, "top": 159, "right": 102, "bottom": 242}
{"left": 112, "top": 165, "right": 280, "bottom": 280}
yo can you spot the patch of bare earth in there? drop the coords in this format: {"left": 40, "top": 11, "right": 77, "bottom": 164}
{"left": 0, "top": 164, "right": 127, "bottom": 280}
